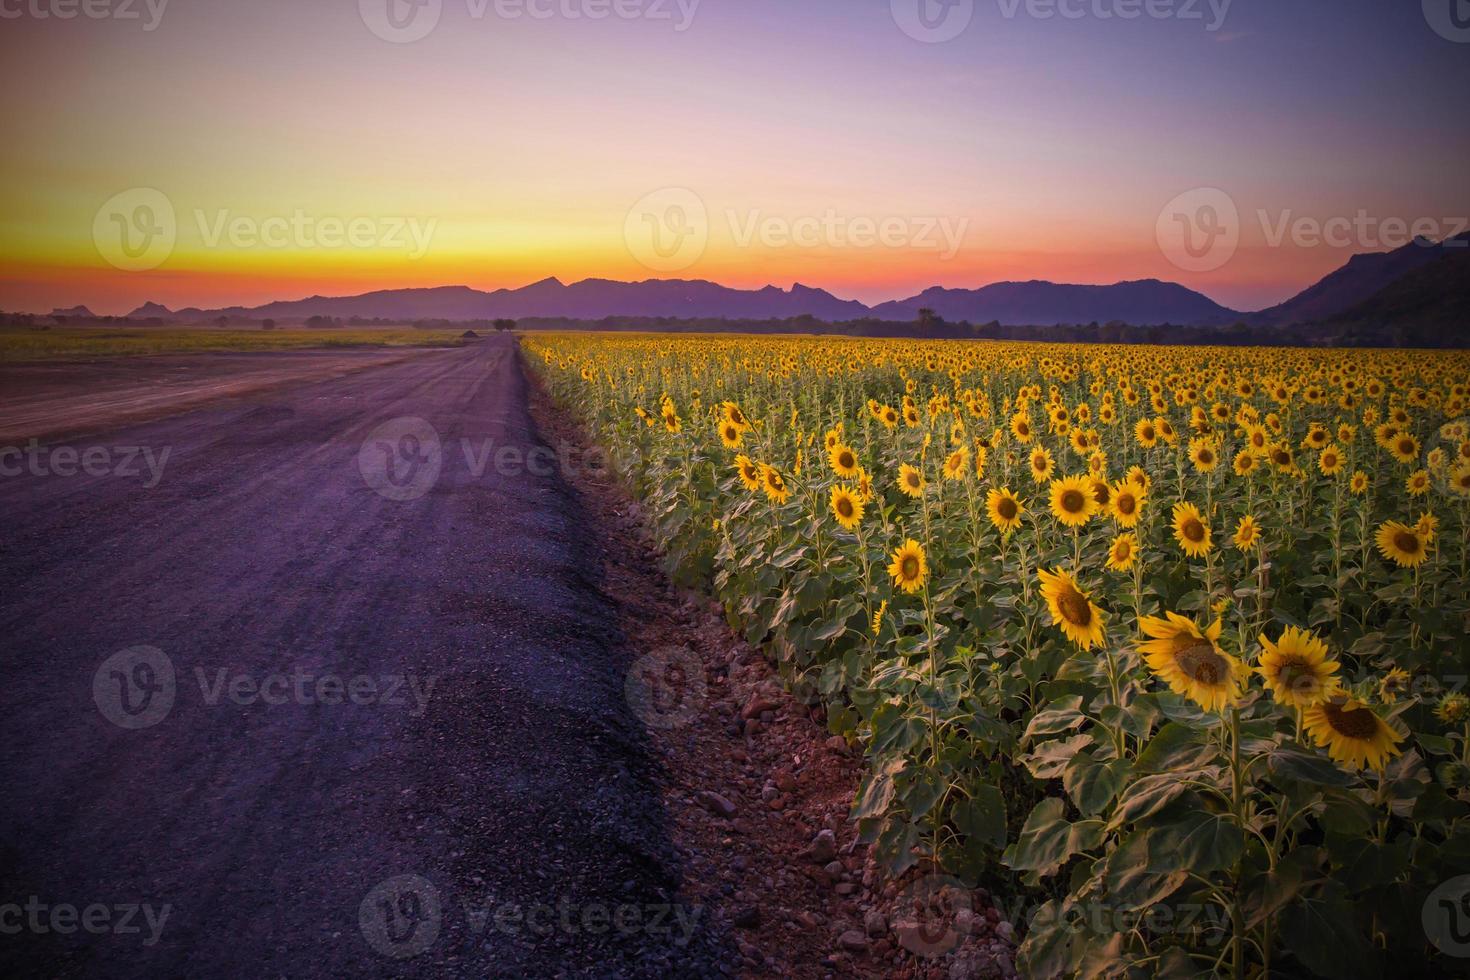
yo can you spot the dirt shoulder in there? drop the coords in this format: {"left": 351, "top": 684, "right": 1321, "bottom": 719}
{"left": 525, "top": 367, "right": 1022, "bottom": 979}
{"left": 0, "top": 346, "right": 443, "bottom": 443}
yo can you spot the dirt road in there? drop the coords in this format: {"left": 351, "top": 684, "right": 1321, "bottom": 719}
{"left": 0, "top": 335, "right": 728, "bottom": 977}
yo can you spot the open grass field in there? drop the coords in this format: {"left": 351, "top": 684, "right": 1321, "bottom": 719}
{"left": 530, "top": 332, "right": 1470, "bottom": 978}
{"left": 0, "top": 326, "right": 471, "bottom": 362}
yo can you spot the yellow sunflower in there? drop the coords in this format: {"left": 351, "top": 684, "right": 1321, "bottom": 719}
{"left": 1302, "top": 695, "right": 1404, "bottom": 772}
{"left": 1405, "top": 469, "right": 1430, "bottom": 497}
{"left": 1349, "top": 470, "right": 1369, "bottom": 495}
{"left": 1106, "top": 533, "right": 1138, "bottom": 572}
{"left": 1389, "top": 433, "right": 1420, "bottom": 464}
{"left": 829, "top": 485, "right": 864, "bottom": 530}
{"left": 1138, "top": 613, "right": 1242, "bottom": 711}
{"left": 1038, "top": 568, "right": 1107, "bottom": 650}
{"left": 1234, "top": 450, "right": 1258, "bottom": 477}
{"left": 722, "top": 401, "right": 751, "bottom": 431}
{"left": 1135, "top": 418, "right": 1160, "bottom": 448}
{"left": 897, "top": 463, "right": 926, "bottom": 498}
{"left": 719, "top": 420, "right": 744, "bottom": 449}
{"left": 734, "top": 454, "right": 763, "bottom": 492}
{"left": 1318, "top": 444, "right": 1344, "bottom": 476}
{"left": 829, "top": 442, "right": 861, "bottom": 478}
{"left": 1446, "top": 467, "right": 1470, "bottom": 502}
{"left": 1233, "top": 514, "right": 1259, "bottom": 551}
{"left": 1378, "top": 668, "right": 1411, "bottom": 705}
{"left": 943, "top": 447, "right": 970, "bottom": 481}
{"left": 1109, "top": 479, "right": 1146, "bottom": 528}
{"left": 987, "top": 488, "right": 1025, "bottom": 534}
{"left": 1188, "top": 437, "right": 1220, "bottom": 473}
{"left": 1171, "top": 502, "right": 1213, "bottom": 558}
{"left": 1048, "top": 474, "right": 1098, "bottom": 528}
{"left": 1256, "top": 626, "right": 1340, "bottom": 707}
{"left": 888, "top": 539, "right": 928, "bottom": 594}
{"left": 1374, "top": 519, "right": 1430, "bottom": 568}
{"left": 760, "top": 464, "right": 790, "bottom": 504}
{"left": 1029, "top": 446, "right": 1054, "bottom": 484}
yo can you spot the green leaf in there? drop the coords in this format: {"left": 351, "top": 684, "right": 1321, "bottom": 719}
{"left": 1021, "top": 733, "right": 1094, "bottom": 780}
{"left": 955, "top": 782, "right": 1007, "bottom": 849}
{"left": 1112, "top": 774, "right": 1196, "bottom": 826}
{"left": 1135, "top": 721, "right": 1208, "bottom": 773}
{"left": 1277, "top": 882, "right": 1376, "bottom": 978}
{"left": 1063, "top": 751, "right": 1128, "bottom": 817}
{"left": 1147, "top": 808, "right": 1244, "bottom": 875}
{"left": 1024, "top": 696, "right": 1087, "bottom": 739}
{"left": 1003, "top": 797, "right": 1105, "bottom": 877}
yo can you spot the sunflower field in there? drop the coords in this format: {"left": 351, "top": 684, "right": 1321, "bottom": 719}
{"left": 527, "top": 333, "right": 1470, "bottom": 978}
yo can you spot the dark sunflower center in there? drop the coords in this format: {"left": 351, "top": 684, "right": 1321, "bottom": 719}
{"left": 1277, "top": 661, "right": 1321, "bottom": 694}
{"left": 838, "top": 451, "right": 854, "bottom": 469}
{"left": 1142, "top": 427, "right": 1155, "bottom": 439}
{"left": 1199, "top": 450, "right": 1214, "bottom": 464}
{"left": 1061, "top": 490, "right": 1086, "bottom": 513}
{"left": 1393, "top": 531, "right": 1420, "bottom": 554}
{"left": 1183, "top": 519, "right": 1205, "bottom": 542}
{"left": 1057, "top": 591, "right": 1091, "bottom": 627}
{"left": 1398, "top": 439, "right": 1414, "bottom": 455}
{"left": 1176, "top": 641, "right": 1226, "bottom": 684}
{"left": 837, "top": 498, "right": 854, "bottom": 518}
{"left": 1117, "top": 495, "right": 1136, "bottom": 515}
{"left": 998, "top": 498, "right": 1017, "bottom": 520}
{"left": 1324, "top": 702, "right": 1379, "bottom": 740}
{"left": 1114, "top": 542, "right": 1131, "bottom": 559}
{"left": 901, "top": 557, "right": 919, "bottom": 579}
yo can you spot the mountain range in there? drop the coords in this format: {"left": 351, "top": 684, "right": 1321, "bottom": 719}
{"left": 117, "top": 235, "right": 1469, "bottom": 330}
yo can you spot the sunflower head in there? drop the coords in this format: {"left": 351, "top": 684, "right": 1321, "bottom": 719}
{"left": 943, "top": 447, "right": 969, "bottom": 481}
{"left": 897, "top": 463, "right": 927, "bottom": 498}
{"left": 1109, "top": 479, "right": 1146, "bottom": 527}
{"left": 1375, "top": 519, "right": 1430, "bottom": 568}
{"left": 829, "top": 485, "right": 864, "bottom": 530}
{"left": 760, "top": 464, "right": 790, "bottom": 504}
{"left": 1377, "top": 668, "right": 1411, "bottom": 705}
{"left": 1106, "top": 533, "right": 1138, "bottom": 572}
{"left": 888, "top": 539, "right": 928, "bottom": 594}
{"left": 1038, "top": 567, "right": 1106, "bottom": 650}
{"left": 1138, "top": 612, "right": 1240, "bottom": 712}
{"left": 829, "top": 442, "right": 860, "bottom": 478}
{"left": 1303, "top": 695, "right": 1404, "bottom": 772}
{"left": 1438, "top": 693, "right": 1470, "bottom": 725}
{"left": 1171, "top": 502, "right": 1213, "bottom": 558}
{"left": 1048, "top": 474, "right": 1098, "bottom": 528}
{"left": 987, "top": 487, "right": 1024, "bottom": 534}
{"left": 1233, "top": 514, "right": 1259, "bottom": 551}
{"left": 1256, "top": 626, "right": 1340, "bottom": 708}
{"left": 734, "top": 454, "right": 763, "bottom": 492}
{"left": 719, "top": 421, "right": 744, "bottom": 449}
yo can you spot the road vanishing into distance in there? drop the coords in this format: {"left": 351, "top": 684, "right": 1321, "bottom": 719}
{"left": 0, "top": 335, "right": 725, "bottom": 977}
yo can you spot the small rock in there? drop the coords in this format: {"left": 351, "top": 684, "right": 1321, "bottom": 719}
{"left": 835, "top": 882, "right": 858, "bottom": 895}
{"left": 695, "top": 791, "right": 737, "bottom": 818}
{"left": 741, "top": 696, "right": 781, "bottom": 719}
{"left": 864, "top": 910, "right": 887, "bottom": 937}
{"left": 994, "top": 920, "right": 1015, "bottom": 943}
{"left": 733, "top": 906, "right": 760, "bottom": 929}
{"left": 824, "top": 860, "right": 845, "bottom": 879}
{"left": 825, "top": 735, "right": 848, "bottom": 754}
{"left": 810, "top": 829, "right": 838, "bottom": 863}
{"left": 837, "top": 929, "right": 869, "bottom": 952}
{"left": 775, "top": 771, "right": 798, "bottom": 793}
{"left": 795, "top": 911, "right": 823, "bottom": 930}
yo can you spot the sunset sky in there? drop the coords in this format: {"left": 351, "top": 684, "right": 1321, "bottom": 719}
{"left": 1, "top": 0, "right": 1467, "bottom": 315}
